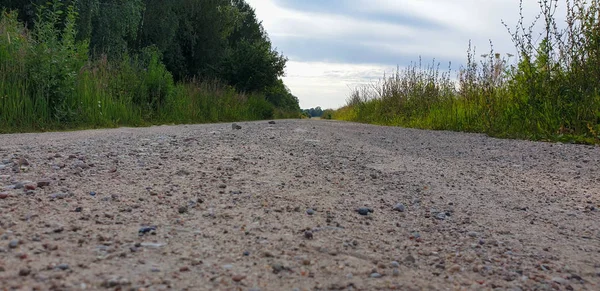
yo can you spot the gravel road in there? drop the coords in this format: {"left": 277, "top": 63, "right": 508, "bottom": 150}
{"left": 1, "top": 120, "right": 599, "bottom": 290}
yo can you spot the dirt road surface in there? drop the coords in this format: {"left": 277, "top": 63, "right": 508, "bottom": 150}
{"left": 1, "top": 120, "right": 599, "bottom": 290}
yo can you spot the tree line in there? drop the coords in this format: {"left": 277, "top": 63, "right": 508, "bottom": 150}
{"left": 0, "top": 0, "right": 300, "bottom": 131}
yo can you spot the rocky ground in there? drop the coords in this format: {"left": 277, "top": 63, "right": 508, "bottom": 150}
{"left": 0, "top": 120, "right": 599, "bottom": 291}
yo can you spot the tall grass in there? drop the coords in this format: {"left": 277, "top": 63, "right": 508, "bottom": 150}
{"left": 332, "top": 0, "right": 600, "bottom": 144}
{"left": 0, "top": 5, "right": 292, "bottom": 133}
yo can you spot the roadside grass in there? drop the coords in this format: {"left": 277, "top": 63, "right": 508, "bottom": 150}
{"left": 0, "top": 6, "right": 297, "bottom": 134}
{"left": 330, "top": 0, "right": 600, "bottom": 144}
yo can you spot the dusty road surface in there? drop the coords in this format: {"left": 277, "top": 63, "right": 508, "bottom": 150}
{"left": 1, "top": 120, "right": 599, "bottom": 291}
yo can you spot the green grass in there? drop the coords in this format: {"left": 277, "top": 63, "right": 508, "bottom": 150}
{"left": 331, "top": 0, "right": 600, "bottom": 144}
{"left": 0, "top": 8, "right": 297, "bottom": 134}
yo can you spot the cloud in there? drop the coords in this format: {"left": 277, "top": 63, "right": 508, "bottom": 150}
{"left": 245, "top": 0, "right": 552, "bottom": 109}
{"left": 282, "top": 61, "right": 395, "bottom": 109}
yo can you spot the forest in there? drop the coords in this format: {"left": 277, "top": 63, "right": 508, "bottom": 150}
{"left": 0, "top": 0, "right": 301, "bottom": 132}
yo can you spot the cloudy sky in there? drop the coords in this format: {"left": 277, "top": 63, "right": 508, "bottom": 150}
{"left": 245, "top": 0, "right": 549, "bottom": 109}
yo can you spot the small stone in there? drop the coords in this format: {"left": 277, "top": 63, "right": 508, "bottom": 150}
{"left": 552, "top": 277, "right": 569, "bottom": 284}
{"left": 449, "top": 264, "right": 461, "bottom": 274}
{"left": 138, "top": 226, "right": 157, "bottom": 235}
{"left": 18, "top": 157, "right": 30, "bottom": 166}
{"left": 304, "top": 231, "right": 313, "bottom": 239}
{"left": 232, "top": 123, "right": 242, "bottom": 130}
{"left": 19, "top": 268, "right": 31, "bottom": 276}
{"left": 370, "top": 272, "right": 383, "bottom": 278}
{"left": 268, "top": 121, "right": 276, "bottom": 124}
{"left": 0, "top": 193, "right": 8, "bottom": 199}
{"left": 25, "top": 184, "right": 36, "bottom": 190}
{"left": 232, "top": 274, "right": 246, "bottom": 282}
{"left": 75, "top": 207, "right": 83, "bottom": 212}
{"left": 243, "top": 251, "right": 250, "bottom": 256}
{"left": 56, "top": 263, "right": 69, "bottom": 270}
{"left": 223, "top": 264, "right": 233, "bottom": 270}
{"left": 306, "top": 208, "right": 315, "bottom": 215}
{"left": 51, "top": 192, "right": 68, "bottom": 199}
{"left": 89, "top": 191, "right": 96, "bottom": 196}
{"left": 8, "top": 240, "right": 19, "bottom": 249}
{"left": 357, "top": 207, "right": 373, "bottom": 216}
{"left": 393, "top": 203, "right": 405, "bottom": 212}
{"left": 178, "top": 206, "right": 188, "bottom": 214}
{"left": 179, "top": 266, "right": 190, "bottom": 272}
{"left": 14, "top": 182, "right": 24, "bottom": 189}
{"left": 435, "top": 213, "right": 447, "bottom": 220}
{"left": 392, "top": 268, "right": 400, "bottom": 276}
{"left": 390, "top": 261, "right": 400, "bottom": 268}
{"left": 404, "top": 255, "right": 416, "bottom": 264}
{"left": 218, "top": 184, "right": 227, "bottom": 189}
{"left": 37, "top": 180, "right": 51, "bottom": 188}
{"left": 468, "top": 231, "right": 479, "bottom": 237}
{"left": 271, "top": 263, "right": 285, "bottom": 274}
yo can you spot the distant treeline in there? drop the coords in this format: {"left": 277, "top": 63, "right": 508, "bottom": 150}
{"left": 0, "top": 0, "right": 300, "bottom": 132}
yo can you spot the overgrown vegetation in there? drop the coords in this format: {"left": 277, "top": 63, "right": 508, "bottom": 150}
{"left": 331, "top": 0, "right": 600, "bottom": 144}
{"left": 0, "top": 0, "right": 300, "bottom": 133}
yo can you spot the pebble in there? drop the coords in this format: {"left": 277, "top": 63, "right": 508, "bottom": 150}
{"left": 392, "top": 268, "right": 400, "bottom": 276}
{"left": 178, "top": 206, "right": 188, "bottom": 214}
{"left": 138, "top": 226, "right": 157, "bottom": 235}
{"left": 271, "top": 263, "right": 285, "bottom": 274}
{"left": 232, "top": 123, "right": 242, "bottom": 130}
{"left": 19, "top": 268, "right": 31, "bottom": 276}
{"left": 390, "top": 261, "right": 400, "bottom": 268}
{"left": 0, "top": 192, "right": 8, "bottom": 199}
{"left": 393, "top": 203, "right": 405, "bottom": 212}
{"left": 223, "top": 264, "right": 233, "bottom": 270}
{"left": 370, "top": 272, "right": 383, "bottom": 278}
{"left": 140, "top": 242, "right": 164, "bottom": 248}
{"left": 468, "top": 231, "right": 479, "bottom": 237}
{"left": 306, "top": 208, "right": 315, "bottom": 215}
{"left": 56, "top": 263, "right": 70, "bottom": 270}
{"left": 304, "top": 231, "right": 313, "bottom": 239}
{"left": 37, "top": 180, "right": 51, "bottom": 187}
{"left": 89, "top": 191, "right": 96, "bottom": 196}
{"left": 435, "top": 213, "right": 447, "bottom": 220}
{"left": 552, "top": 277, "right": 569, "bottom": 284}
{"left": 232, "top": 274, "right": 246, "bottom": 282}
{"left": 18, "top": 157, "right": 29, "bottom": 166}
{"left": 243, "top": 251, "right": 250, "bottom": 256}
{"left": 357, "top": 207, "right": 373, "bottom": 215}
{"left": 8, "top": 240, "right": 19, "bottom": 249}
{"left": 51, "top": 192, "right": 68, "bottom": 199}
{"left": 268, "top": 121, "right": 276, "bottom": 124}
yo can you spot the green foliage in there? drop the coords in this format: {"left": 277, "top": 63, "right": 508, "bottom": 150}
{"left": 303, "top": 107, "right": 324, "bottom": 118}
{"left": 2, "top": 0, "right": 299, "bottom": 112}
{"left": 331, "top": 0, "right": 600, "bottom": 144}
{"left": 0, "top": 0, "right": 297, "bottom": 133}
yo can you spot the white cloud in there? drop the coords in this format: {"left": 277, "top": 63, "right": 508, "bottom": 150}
{"left": 246, "top": 0, "right": 560, "bottom": 109}
{"left": 283, "top": 61, "right": 394, "bottom": 109}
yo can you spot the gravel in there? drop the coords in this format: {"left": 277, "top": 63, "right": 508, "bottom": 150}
{"left": 0, "top": 120, "right": 599, "bottom": 290}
